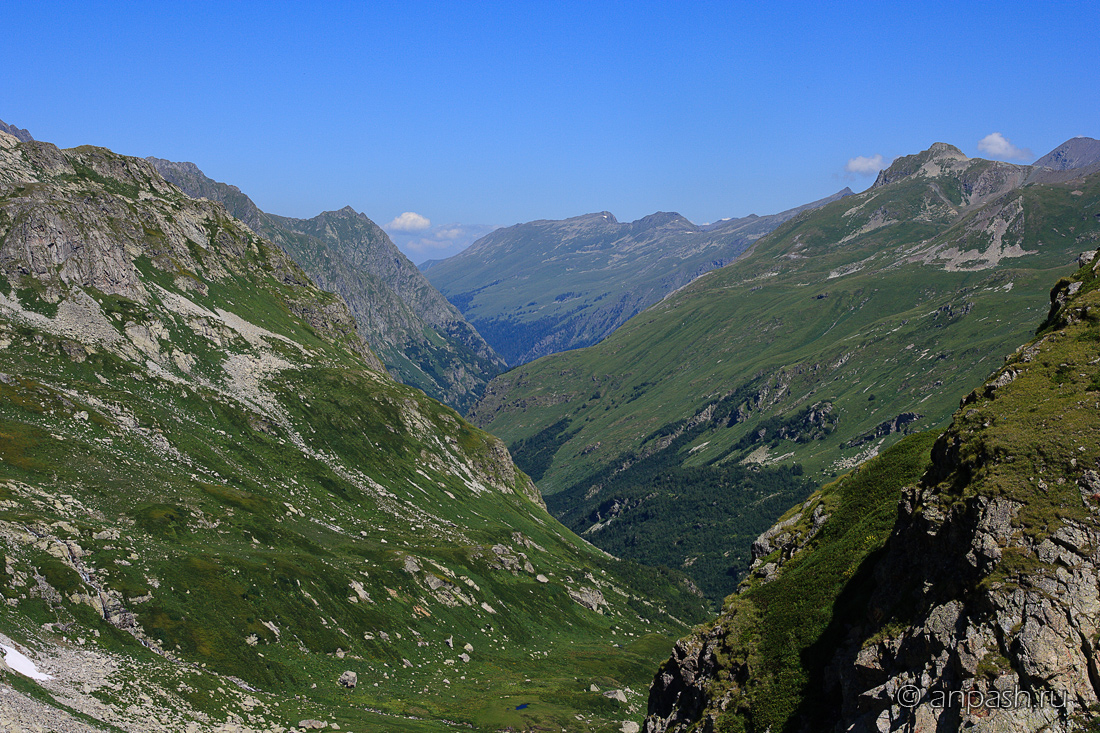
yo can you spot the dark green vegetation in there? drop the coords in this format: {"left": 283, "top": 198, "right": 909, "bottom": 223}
{"left": 147, "top": 157, "right": 505, "bottom": 412}
{"left": 422, "top": 190, "right": 851, "bottom": 366}
{"left": 472, "top": 143, "right": 1100, "bottom": 595}
{"left": 676, "top": 432, "right": 937, "bottom": 731}
{"left": 0, "top": 134, "right": 707, "bottom": 731}
{"left": 537, "top": 386, "right": 823, "bottom": 599}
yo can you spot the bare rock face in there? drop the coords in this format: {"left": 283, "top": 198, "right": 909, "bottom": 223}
{"left": 567, "top": 586, "right": 607, "bottom": 613}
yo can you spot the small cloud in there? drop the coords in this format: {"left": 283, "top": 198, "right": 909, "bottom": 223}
{"left": 388, "top": 223, "right": 500, "bottom": 264}
{"left": 385, "top": 211, "right": 431, "bottom": 232}
{"left": 845, "top": 154, "right": 886, "bottom": 176}
{"left": 976, "top": 132, "right": 1033, "bottom": 161}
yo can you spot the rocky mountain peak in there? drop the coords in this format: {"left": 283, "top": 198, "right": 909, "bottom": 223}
{"left": 873, "top": 142, "right": 968, "bottom": 188}
{"left": 0, "top": 118, "right": 33, "bottom": 143}
{"left": 632, "top": 211, "right": 696, "bottom": 232}
{"left": 1034, "top": 136, "right": 1100, "bottom": 171}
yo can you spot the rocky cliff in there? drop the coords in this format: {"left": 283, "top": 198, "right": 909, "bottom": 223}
{"left": 147, "top": 157, "right": 505, "bottom": 412}
{"left": 643, "top": 249, "right": 1100, "bottom": 731}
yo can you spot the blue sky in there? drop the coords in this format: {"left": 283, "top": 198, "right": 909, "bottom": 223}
{"left": 5, "top": 1, "right": 1098, "bottom": 262}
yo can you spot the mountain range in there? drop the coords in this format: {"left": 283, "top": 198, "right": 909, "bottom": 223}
{"left": 470, "top": 139, "right": 1100, "bottom": 599}
{"left": 146, "top": 157, "right": 505, "bottom": 412}
{"left": 421, "top": 190, "right": 851, "bottom": 366}
{"left": 4, "top": 116, "right": 1100, "bottom": 733}
{"left": 0, "top": 129, "right": 707, "bottom": 732}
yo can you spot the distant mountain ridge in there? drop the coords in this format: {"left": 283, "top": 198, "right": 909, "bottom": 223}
{"left": 0, "top": 118, "right": 33, "bottom": 142}
{"left": 422, "top": 189, "right": 852, "bottom": 365}
{"left": 148, "top": 157, "right": 505, "bottom": 411}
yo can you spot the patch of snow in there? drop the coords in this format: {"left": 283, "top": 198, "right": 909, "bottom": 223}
{"left": 1, "top": 644, "right": 53, "bottom": 681}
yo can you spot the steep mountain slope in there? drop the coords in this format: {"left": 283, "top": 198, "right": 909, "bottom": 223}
{"left": 0, "top": 131, "right": 707, "bottom": 732}
{"left": 645, "top": 246, "right": 1100, "bottom": 732}
{"left": 1034, "top": 135, "right": 1100, "bottom": 171}
{"left": 147, "top": 157, "right": 505, "bottom": 412}
{"left": 421, "top": 190, "right": 851, "bottom": 365}
{"left": 471, "top": 143, "right": 1100, "bottom": 600}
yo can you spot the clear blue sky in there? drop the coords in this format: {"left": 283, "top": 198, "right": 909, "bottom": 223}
{"left": 5, "top": 1, "right": 1098, "bottom": 261}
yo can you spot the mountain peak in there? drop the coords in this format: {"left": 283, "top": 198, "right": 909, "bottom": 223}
{"left": 0, "top": 118, "right": 33, "bottom": 142}
{"left": 1033, "top": 136, "right": 1100, "bottom": 170}
{"left": 873, "top": 143, "right": 968, "bottom": 188}
{"left": 632, "top": 211, "right": 695, "bottom": 231}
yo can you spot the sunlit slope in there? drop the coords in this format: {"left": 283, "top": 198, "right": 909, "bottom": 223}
{"left": 0, "top": 131, "right": 706, "bottom": 732}
{"left": 471, "top": 143, "right": 1100, "bottom": 597}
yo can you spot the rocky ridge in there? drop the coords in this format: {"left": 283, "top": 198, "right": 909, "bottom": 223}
{"left": 147, "top": 157, "right": 504, "bottom": 412}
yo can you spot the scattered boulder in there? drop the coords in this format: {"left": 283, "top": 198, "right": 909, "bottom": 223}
{"left": 621, "top": 723, "right": 640, "bottom": 733}
{"left": 603, "top": 688, "right": 627, "bottom": 703}
{"left": 337, "top": 671, "right": 357, "bottom": 689}
{"left": 445, "top": 635, "right": 454, "bottom": 648}
{"left": 298, "top": 721, "right": 326, "bottom": 730}
{"left": 567, "top": 586, "right": 607, "bottom": 613}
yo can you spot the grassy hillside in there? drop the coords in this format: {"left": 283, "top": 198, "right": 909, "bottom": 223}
{"left": 471, "top": 144, "right": 1100, "bottom": 598}
{"left": 0, "top": 132, "right": 707, "bottom": 732}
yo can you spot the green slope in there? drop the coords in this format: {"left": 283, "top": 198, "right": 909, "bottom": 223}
{"left": 0, "top": 132, "right": 707, "bottom": 732}
{"left": 471, "top": 143, "right": 1100, "bottom": 599}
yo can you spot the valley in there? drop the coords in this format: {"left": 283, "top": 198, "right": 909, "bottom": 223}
{"left": 469, "top": 142, "right": 1100, "bottom": 599}
{"left": 2, "top": 121, "right": 1099, "bottom": 732}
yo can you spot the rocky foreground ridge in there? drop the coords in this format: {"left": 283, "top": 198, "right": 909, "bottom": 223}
{"left": 0, "top": 130, "right": 706, "bottom": 732}
{"left": 644, "top": 248, "right": 1100, "bottom": 731}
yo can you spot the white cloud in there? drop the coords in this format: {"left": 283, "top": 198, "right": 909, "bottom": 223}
{"left": 845, "top": 154, "right": 886, "bottom": 176}
{"left": 976, "top": 132, "right": 1033, "bottom": 161}
{"left": 385, "top": 211, "right": 431, "bottom": 232}
{"left": 388, "top": 223, "right": 500, "bottom": 264}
